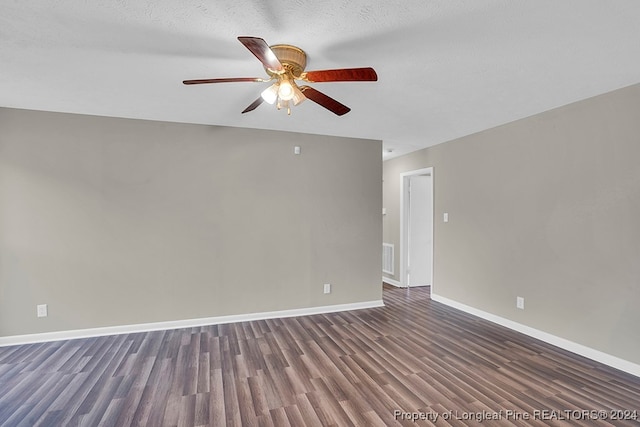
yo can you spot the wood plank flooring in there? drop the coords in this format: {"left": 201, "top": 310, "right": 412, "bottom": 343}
{"left": 1, "top": 285, "right": 639, "bottom": 426}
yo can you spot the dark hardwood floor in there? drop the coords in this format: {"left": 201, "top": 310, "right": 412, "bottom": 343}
{"left": 1, "top": 284, "right": 639, "bottom": 426}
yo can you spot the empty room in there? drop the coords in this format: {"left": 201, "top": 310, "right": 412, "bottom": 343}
{"left": 1, "top": 1, "right": 639, "bottom": 426}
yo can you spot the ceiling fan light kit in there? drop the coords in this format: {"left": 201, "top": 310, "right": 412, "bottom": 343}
{"left": 183, "top": 37, "right": 377, "bottom": 116}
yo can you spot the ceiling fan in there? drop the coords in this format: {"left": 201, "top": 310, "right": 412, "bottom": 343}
{"left": 183, "top": 36, "right": 377, "bottom": 116}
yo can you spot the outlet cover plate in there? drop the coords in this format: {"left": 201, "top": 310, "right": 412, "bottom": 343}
{"left": 37, "top": 304, "right": 48, "bottom": 317}
{"left": 516, "top": 297, "right": 525, "bottom": 310}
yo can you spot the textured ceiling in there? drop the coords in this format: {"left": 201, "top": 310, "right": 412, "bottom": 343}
{"left": 2, "top": 1, "right": 640, "bottom": 159}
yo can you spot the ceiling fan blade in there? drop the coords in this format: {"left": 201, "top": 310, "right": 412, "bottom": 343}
{"left": 299, "top": 86, "right": 350, "bottom": 116}
{"left": 237, "top": 36, "right": 283, "bottom": 72}
{"left": 303, "top": 67, "right": 378, "bottom": 83}
{"left": 183, "top": 77, "right": 263, "bottom": 85}
{"left": 242, "top": 97, "right": 265, "bottom": 114}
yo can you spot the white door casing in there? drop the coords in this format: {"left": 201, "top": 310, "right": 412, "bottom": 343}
{"left": 400, "top": 168, "right": 434, "bottom": 289}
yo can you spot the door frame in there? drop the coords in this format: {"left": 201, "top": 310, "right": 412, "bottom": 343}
{"left": 399, "top": 167, "right": 434, "bottom": 289}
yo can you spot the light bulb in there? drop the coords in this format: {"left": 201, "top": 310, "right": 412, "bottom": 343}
{"left": 278, "top": 80, "right": 295, "bottom": 101}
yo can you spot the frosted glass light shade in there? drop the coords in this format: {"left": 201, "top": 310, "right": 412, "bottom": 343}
{"left": 292, "top": 85, "right": 306, "bottom": 105}
{"left": 261, "top": 84, "right": 279, "bottom": 104}
{"left": 278, "top": 81, "right": 295, "bottom": 101}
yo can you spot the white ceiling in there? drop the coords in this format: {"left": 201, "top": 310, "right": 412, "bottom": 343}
{"left": 2, "top": 1, "right": 640, "bottom": 159}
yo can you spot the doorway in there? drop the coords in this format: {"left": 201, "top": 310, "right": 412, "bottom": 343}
{"left": 400, "top": 168, "right": 433, "bottom": 289}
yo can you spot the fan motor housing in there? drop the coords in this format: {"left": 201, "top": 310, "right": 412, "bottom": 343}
{"left": 267, "top": 44, "right": 307, "bottom": 78}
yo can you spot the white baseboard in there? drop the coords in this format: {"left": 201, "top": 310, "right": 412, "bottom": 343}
{"left": 0, "top": 299, "right": 384, "bottom": 348}
{"left": 431, "top": 293, "right": 640, "bottom": 378}
{"left": 382, "top": 276, "right": 403, "bottom": 287}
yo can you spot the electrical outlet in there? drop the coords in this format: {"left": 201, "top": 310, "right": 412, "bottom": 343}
{"left": 516, "top": 297, "right": 525, "bottom": 310}
{"left": 323, "top": 283, "right": 331, "bottom": 294}
{"left": 37, "top": 304, "right": 48, "bottom": 318}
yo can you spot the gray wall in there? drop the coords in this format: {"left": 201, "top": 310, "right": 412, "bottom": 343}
{"left": 0, "top": 107, "right": 382, "bottom": 337}
{"left": 383, "top": 84, "right": 640, "bottom": 365}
